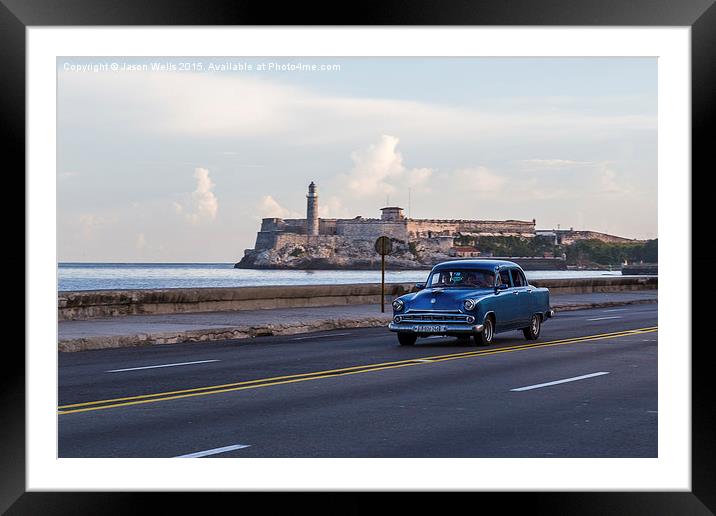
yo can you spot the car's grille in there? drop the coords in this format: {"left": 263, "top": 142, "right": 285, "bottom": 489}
{"left": 399, "top": 313, "right": 471, "bottom": 323}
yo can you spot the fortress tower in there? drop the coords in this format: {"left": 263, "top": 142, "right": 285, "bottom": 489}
{"left": 380, "top": 206, "right": 405, "bottom": 221}
{"left": 306, "top": 181, "right": 319, "bottom": 236}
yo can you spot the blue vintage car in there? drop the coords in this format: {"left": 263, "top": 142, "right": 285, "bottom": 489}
{"left": 388, "top": 259, "right": 553, "bottom": 346}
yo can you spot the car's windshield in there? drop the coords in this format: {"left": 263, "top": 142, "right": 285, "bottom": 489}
{"left": 427, "top": 269, "right": 495, "bottom": 289}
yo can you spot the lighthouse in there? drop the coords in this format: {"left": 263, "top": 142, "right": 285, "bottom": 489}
{"left": 306, "top": 181, "right": 319, "bottom": 237}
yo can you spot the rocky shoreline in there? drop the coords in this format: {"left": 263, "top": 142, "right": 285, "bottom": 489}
{"left": 234, "top": 259, "right": 432, "bottom": 271}
{"left": 236, "top": 237, "right": 448, "bottom": 270}
{"left": 235, "top": 238, "right": 567, "bottom": 271}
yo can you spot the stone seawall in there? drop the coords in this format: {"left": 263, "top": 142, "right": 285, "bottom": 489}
{"left": 237, "top": 249, "right": 568, "bottom": 270}
{"left": 59, "top": 276, "right": 656, "bottom": 321}
{"left": 622, "top": 263, "right": 658, "bottom": 275}
{"left": 529, "top": 276, "right": 657, "bottom": 293}
{"left": 58, "top": 283, "right": 414, "bottom": 321}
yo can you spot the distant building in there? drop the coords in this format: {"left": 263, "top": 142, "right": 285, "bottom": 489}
{"left": 306, "top": 181, "right": 319, "bottom": 237}
{"left": 251, "top": 182, "right": 537, "bottom": 252}
{"left": 380, "top": 206, "right": 406, "bottom": 221}
{"left": 450, "top": 246, "right": 481, "bottom": 258}
{"left": 246, "top": 182, "right": 638, "bottom": 257}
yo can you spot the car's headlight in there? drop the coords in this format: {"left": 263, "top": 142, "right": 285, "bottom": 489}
{"left": 463, "top": 299, "right": 477, "bottom": 311}
{"left": 392, "top": 299, "right": 404, "bottom": 311}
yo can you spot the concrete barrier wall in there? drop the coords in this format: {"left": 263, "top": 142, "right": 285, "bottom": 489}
{"left": 529, "top": 276, "right": 657, "bottom": 294}
{"left": 58, "top": 276, "right": 657, "bottom": 321}
{"left": 58, "top": 284, "right": 413, "bottom": 320}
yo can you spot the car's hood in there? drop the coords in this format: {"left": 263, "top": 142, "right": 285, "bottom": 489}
{"left": 402, "top": 287, "right": 493, "bottom": 311}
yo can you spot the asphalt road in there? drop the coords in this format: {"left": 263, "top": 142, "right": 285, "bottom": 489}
{"left": 58, "top": 304, "right": 658, "bottom": 458}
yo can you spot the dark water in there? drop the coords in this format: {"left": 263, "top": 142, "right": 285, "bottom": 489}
{"left": 58, "top": 263, "right": 627, "bottom": 292}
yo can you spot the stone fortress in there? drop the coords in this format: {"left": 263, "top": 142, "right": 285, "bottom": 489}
{"left": 237, "top": 182, "right": 635, "bottom": 270}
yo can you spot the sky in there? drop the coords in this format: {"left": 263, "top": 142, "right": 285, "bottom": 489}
{"left": 57, "top": 57, "right": 657, "bottom": 262}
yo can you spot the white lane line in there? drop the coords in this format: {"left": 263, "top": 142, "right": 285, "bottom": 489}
{"left": 511, "top": 372, "right": 610, "bottom": 392}
{"left": 291, "top": 332, "right": 352, "bottom": 341}
{"left": 175, "top": 444, "right": 251, "bottom": 458}
{"left": 602, "top": 308, "right": 628, "bottom": 312}
{"left": 106, "top": 359, "right": 220, "bottom": 373}
{"left": 587, "top": 316, "right": 622, "bottom": 321}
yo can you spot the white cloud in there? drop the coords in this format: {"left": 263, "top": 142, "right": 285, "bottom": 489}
{"left": 519, "top": 178, "right": 572, "bottom": 201}
{"left": 257, "top": 195, "right": 301, "bottom": 219}
{"left": 259, "top": 192, "right": 346, "bottom": 220}
{"left": 339, "top": 135, "right": 433, "bottom": 199}
{"left": 318, "top": 195, "right": 348, "bottom": 218}
{"left": 520, "top": 159, "right": 595, "bottom": 168}
{"left": 56, "top": 63, "right": 657, "bottom": 259}
{"left": 344, "top": 135, "right": 404, "bottom": 196}
{"left": 452, "top": 167, "right": 507, "bottom": 196}
{"left": 58, "top": 71, "right": 656, "bottom": 146}
{"left": 406, "top": 167, "right": 433, "bottom": 189}
{"left": 78, "top": 213, "right": 102, "bottom": 240}
{"left": 597, "top": 166, "right": 632, "bottom": 197}
{"left": 331, "top": 140, "right": 582, "bottom": 213}
{"left": 191, "top": 168, "right": 218, "bottom": 222}
{"left": 175, "top": 168, "right": 219, "bottom": 225}
{"left": 135, "top": 232, "right": 147, "bottom": 251}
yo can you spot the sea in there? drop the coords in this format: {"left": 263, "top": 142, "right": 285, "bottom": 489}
{"left": 58, "top": 262, "right": 629, "bottom": 292}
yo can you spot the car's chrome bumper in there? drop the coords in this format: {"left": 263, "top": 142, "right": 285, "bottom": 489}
{"left": 388, "top": 322, "right": 484, "bottom": 334}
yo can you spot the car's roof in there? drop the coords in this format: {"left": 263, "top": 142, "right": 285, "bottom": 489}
{"left": 431, "top": 259, "right": 520, "bottom": 271}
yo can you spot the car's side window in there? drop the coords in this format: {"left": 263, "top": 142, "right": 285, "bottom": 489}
{"left": 519, "top": 270, "right": 529, "bottom": 286}
{"left": 499, "top": 269, "right": 512, "bottom": 287}
{"left": 511, "top": 269, "right": 525, "bottom": 287}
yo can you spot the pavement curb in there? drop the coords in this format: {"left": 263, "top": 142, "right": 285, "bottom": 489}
{"left": 58, "top": 298, "right": 657, "bottom": 352}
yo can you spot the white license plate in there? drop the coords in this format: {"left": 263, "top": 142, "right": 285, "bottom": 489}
{"left": 415, "top": 324, "right": 445, "bottom": 333}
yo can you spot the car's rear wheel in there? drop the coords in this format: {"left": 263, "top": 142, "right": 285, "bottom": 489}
{"left": 474, "top": 316, "right": 494, "bottom": 346}
{"left": 523, "top": 314, "right": 541, "bottom": 340}
{"left": 397, "top": 332, "right": 417, "bottom": 346}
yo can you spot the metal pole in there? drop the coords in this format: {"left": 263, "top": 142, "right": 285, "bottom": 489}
{"left": 381, "top": 252, "right": 385, "bottom": 313}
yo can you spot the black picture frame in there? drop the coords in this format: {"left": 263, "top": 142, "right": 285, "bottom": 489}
{"left": 5, "top": 0, "right": 711, "bottom": 512}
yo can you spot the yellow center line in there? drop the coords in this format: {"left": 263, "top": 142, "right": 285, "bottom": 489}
{"left": 58, "top": 326, "right": 657, "bottom": 415}
{"left": 58, "top": 326, "right": 655, "bottom": 410}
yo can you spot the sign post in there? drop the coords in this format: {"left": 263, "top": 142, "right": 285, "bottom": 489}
{"left": 374, "top": 236, "right": 392, "bottom": 312}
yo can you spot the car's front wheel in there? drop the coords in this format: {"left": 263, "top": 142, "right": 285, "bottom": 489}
{"left": 474, "top": 316, "right": 494, "bottom": 346}
{"left": 523, "top": 314, "right": 541, "bottom": 340}
{"left": 397, "top": 332, "right": 417, "bottom": 346}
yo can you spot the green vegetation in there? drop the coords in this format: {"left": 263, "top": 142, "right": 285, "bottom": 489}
{"left": 454, "top": 235, "right": 556, "bottom": 257}
{"left": 408, "top": 241, "right": 420, "bottom": 258}
{"left": 452, "top": 235, "right": 657, "bottom": 267}
{"left": 565, "top": 239, "right": 657, "bottom": 266}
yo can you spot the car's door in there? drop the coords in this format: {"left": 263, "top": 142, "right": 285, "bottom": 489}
{"left": 509, "top": 268, "right": 532, "bottom": 328}
{"left": 492, "top": 268, "right": 518, "bottom": 330}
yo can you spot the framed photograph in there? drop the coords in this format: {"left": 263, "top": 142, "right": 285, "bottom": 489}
{"left": 8, "top": 0, "right": 711, "bottom": 511}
